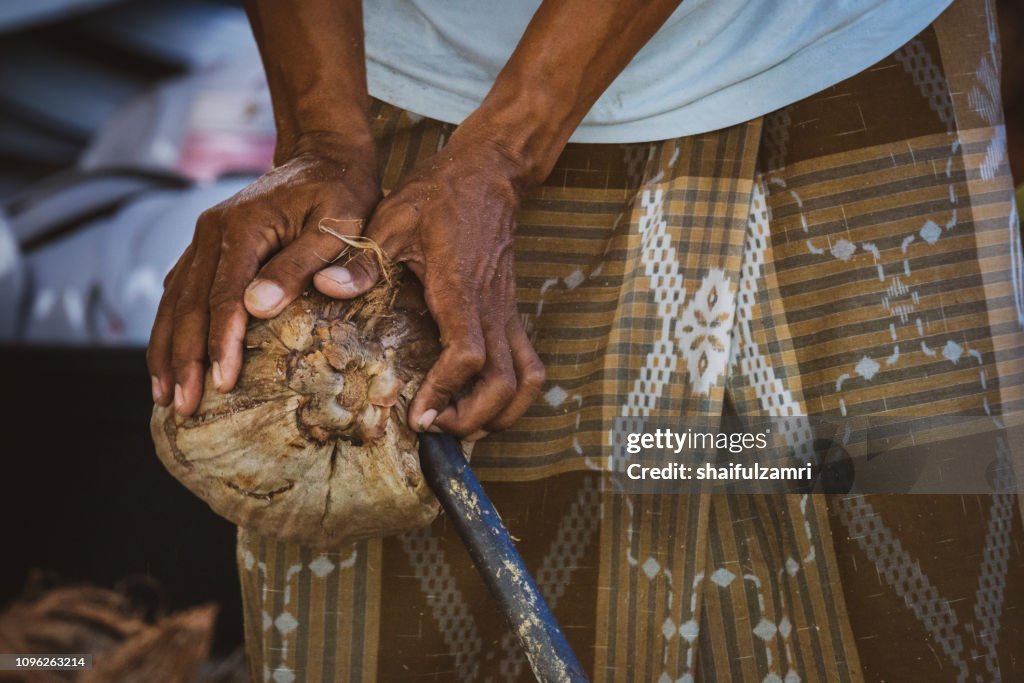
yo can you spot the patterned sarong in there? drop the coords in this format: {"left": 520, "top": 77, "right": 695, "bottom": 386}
{"left": 236, "top": 1, "right": 1024, "bottom": 680}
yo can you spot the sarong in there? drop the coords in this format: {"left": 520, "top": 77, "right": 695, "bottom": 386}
{"left": 236, "top": 1, "right": 1024, "bottom": 680}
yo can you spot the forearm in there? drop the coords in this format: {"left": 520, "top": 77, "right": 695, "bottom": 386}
{"left": 463, "top": 0, "right": 682, "bottom": 186}
{"left": 246, "top": 0, "right": 374, "bottom": 165}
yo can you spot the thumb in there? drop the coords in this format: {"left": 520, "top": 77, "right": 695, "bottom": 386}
{"left": 244, "top": 224, "right": 351, "bottom": 318}
{"left": 314, "top": 204, "right": 415, "bottom": 299}
{"left": 314, "top": 250, "right": 381, "bottom": 299}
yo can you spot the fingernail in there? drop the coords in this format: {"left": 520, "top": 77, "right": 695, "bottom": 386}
{"left": 467, "top": 430, "right": 489, "bottom": 442}
{"left": 151, "top": 376, "right": 163, "bottom": 403}
{"left": 245, "top": 280, "right": 284, "bottom": 312}
{"left": 318, "top": 266, "right": 353, "bottom": 287}
{"left": 174, "top": 383, "right": 185, "bottom": 411}
{"left": 417, "top": 408, "right": 438, "bottom": 431}
{"left": 212, "top": 361, "right": 224, "bottom": 391}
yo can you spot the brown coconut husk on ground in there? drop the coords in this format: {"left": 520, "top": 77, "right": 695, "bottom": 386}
{"left": 79, "top": 605, "right": 216, "bottom": 683}
{"left": 0, "top": 586, "right": 147, "bottom": 683}
{"left": 0, "top": 578, "right": 215, "bottom": 683}
{"left": 151, "top": 269, "right": 445, "bottom": 549}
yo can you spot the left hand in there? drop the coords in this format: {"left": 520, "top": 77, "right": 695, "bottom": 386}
{"left": 313, "top": 127, "right": 545, "bottom": 439}
{"left": 147, "top": 134, "right": 380, "bottom": 416}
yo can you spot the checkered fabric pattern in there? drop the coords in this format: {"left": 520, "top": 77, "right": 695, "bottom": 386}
{"left": 236, "top": 1, "right": 1024, "bottom": 680}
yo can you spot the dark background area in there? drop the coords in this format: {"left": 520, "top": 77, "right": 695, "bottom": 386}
{"left": 0, "top": 0, "right": 251, "bottom": 656}
{"left": 0, "top": 348, "right": 244, "bottom": 653}
{"left": 0, "top": 0, "right": 1022, "bottom": 663}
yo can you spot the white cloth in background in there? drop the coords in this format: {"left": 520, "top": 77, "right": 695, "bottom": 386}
{"left": 364, "top": 0, "right": 953, "bottom": 143}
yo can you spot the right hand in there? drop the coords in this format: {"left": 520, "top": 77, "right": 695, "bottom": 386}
{"left": 312, "top": 126, "right": 546, "bottom": 440}
{"left": 147, "top": 134, "right": 381, "bottom": 416}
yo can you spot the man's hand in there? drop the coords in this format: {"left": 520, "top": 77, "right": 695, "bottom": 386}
{"left": 148, "top": 134, "right": 380, "bottom": 416}
{"left": 313, "top": 128, "right": 545, "bottom": 439}
{"left": 314, "top": 0, "right": 679, "bottom": 438}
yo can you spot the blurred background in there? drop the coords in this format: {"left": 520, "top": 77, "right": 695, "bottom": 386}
{"left": 0, "top": 0, "right": 1020, "bottom": 680}
{"left": 0, "top": 1, "right": 267, "bottom": 678}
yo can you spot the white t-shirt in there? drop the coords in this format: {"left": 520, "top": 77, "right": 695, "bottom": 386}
{"left": 363, "top": 0, "right": 953, "bottom": 143}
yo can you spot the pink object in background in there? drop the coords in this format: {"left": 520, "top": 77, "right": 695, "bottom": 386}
{"left": 178, "top": 129, "right": 275, "bottom": 182}
{"left": 82, "top": 62, "right": 277, "bottom": 183}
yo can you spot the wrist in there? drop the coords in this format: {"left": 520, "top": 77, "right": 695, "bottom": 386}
{"left": 278, "top": 128, "right": 377, "bottom": 177}
{"left": 273, "top": 96, "right": 375, "bottom": 166}
{"left": 459, "top": 79, "right": 578, "bottom": 188}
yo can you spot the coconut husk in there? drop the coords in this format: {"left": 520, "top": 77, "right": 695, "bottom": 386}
{"left": 0, "top": 578, "right": 214, "bottom": 683}
{"left": 151, "top": 271, "right": 445, "bottom": 549}
{"left": 79, "top": 605, "right": 215, "bottom": 683}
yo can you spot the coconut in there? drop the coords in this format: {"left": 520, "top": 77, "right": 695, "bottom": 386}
{"left": 151, "top": 271, "right": 443, "bottom": 549}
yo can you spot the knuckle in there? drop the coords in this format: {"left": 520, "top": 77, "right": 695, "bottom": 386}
{"left": 220, "top": 216, "right": 262, "bottom": 248}
{"left": 450, "top": 425, "right": 476, "bottom": 439}
{"left": 148, "top": 329, "right": 169, "bottom": 362}
{"left": 521, "top": 358, "right": 546, "bottom": 391}
{"left": 347, "top": 252, "right": 378, "bottom": 279}
{"left": 219, "top": 228, "right": 240, "bottom": 251}
{"left": 176, "top": 277, "right": 200, "bottom": 301}
{"left": 170, "top": 335, "right": 205, "bottom": 365}
{"left": 177, "top": 275, "right": 211, "bottom": 306}
{"left": 206, "top": 335, "right": 224, "bottom": 360}
{"left": 171, "top": 301, "right": 204, "bottom": 326}
{"left": 153, "top": 292, "right": 174, "bottom": 319}
{"left": 162, "top": 266, "right": 177, "bottom": 289}
{"left": 163, "top": 252, "right": 191, "bottom": 289}
{"left": 487, "top": 411, "right": 520, "bottom": 433}
{"left": 494, "top": 371, "right": 517, "bottom": 403}
{"left": 145, "top": 346, "right": 161, "bottom": 373}
{"left": 486, "top": 418, "right": 513, "bottom": 433}
{"left": 171, "top": 322, "right": 204, "bottom": 349}
{"left": 425, "top": 376, "right": 459, "bottom": 401}
{"left": 170, "top": 358, "right": 195, "bottom": 376}
{"left": 265, "top": 252, "right": 310, "bottom": 283}
{"left": 452, "top": 343, "right": 486, "bottom": 375}
{"left": 438, "top": 415, "right": 476, "bottom": 439}
{"left": 196, "top": 208, "right": 222, "bottom": 234}
{"left": 373, "top": 194, "right": 403, "bottom": 217}
{"left": 208, "top": 289, "right": 241, "bottom": 314}
{"left": 149, "top": 309, "right": 171, "bottom": 339}
{"left": 279, "top": 250, "right": 311, "bottom": 275}
{"left": 370, "top": 200, "right": 418, "bottom": 236}
{"left": 169, "top": 343, "right": 197, "bottom": 367}
{"left": 208, "top": 304, "right": 237, "bottom": 327}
